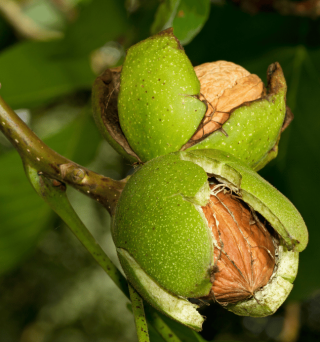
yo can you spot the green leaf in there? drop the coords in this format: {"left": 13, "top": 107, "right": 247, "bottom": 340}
{"left": 0, "top": 0, "right": 131, "bottom": 109}
{"left": 22, "top": 0, "right": 66, "bottom": 32}
{"left": 171, "top": 0, "right": 210, "bottom": 45}
{"left": 157, "top": 313, "right": 204, "bottom": 342}
{"left": 60, "top": 112, "right": 102, "bottom": 166}
{"left": 0, "top": 112, "right": 101, "bottom": 275}
{"left": 149, "top": 311, "right": 241, "bottom": 342}
{"left": 191, "top": 331, "right": 207, "bottom": 342}
{"left": 58, "top": 0, "right": 131, "bottom": 57}
{"left": 0, "top": 40, "right": 94, "bottom": 109}
{"left": 148, "top": 324, "right": 165, "bottom": 342}
{"left": 0, "top": 15, "right": 14, "bottom": 51}
{"left": 151, "top": 0, "right": 181, "bottom": 35}
{"left": 0, "top": 150, "right": 50, "bottom": 275}
{"left": 151, "top": 0, "right": 210, "bottom": 45}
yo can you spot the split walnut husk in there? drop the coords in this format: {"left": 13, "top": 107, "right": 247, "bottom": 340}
{"left": 113, "top": 150, "right": 308, "bottom": 331}
{"left": 91, "top": 66, "right": 141, "bottom": 163}
{"left": 202, "top": 183, "right": 276, "bottom": 304}
{"left": 191, "top": 61, "right": 265, "bottom": 140}
{"left": 92, "top": 29, "right": 292, "bottom": 169}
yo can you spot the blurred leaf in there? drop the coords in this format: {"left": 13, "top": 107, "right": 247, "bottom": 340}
{"left": 0, "top": 40, "right": 94, "bottom": 109}
{"left": 151, "top": 0, "right": 180, "bottom": 34}
{"left": 124, "top": 0, "right": 159, "bottom": 45}
{"left": 185, "top": 3, "right": 302, "bottom": 66}
{"left": 192, "top": 331, "right": 207, "bottom": 342}
{"left": 62, "top": 111, "right": 102, "bottom": 166}
{"left": 0, "top": 111, "right": 101, "bottom": 275}
{"left": 151, "top": 0, "right": 210, "bottom": 45}
{"left": 23, "top": 0, "right": 66, "bottom": 32}
{"left": 58, "top": 0, "right": 131, "bottom": 57}
{"left": 0, "top": 0, "right": 132, "bottom": 109}
{"left": 157, "top": 313, "right": 204, "bottom": 342}
{"left": 171, "top": 0, "right": 210, "bottom": 45}
{"left": 0, "top": 15, "right": 16, "bottom": 50}
{"left": 0, "top": 150, "right": 50, "bottom": 275}
{"left": 147, "top": 324, "right": 166, "bottom": 342}
{"left": 159, "top": 317, "right": 241, "bottom": 342}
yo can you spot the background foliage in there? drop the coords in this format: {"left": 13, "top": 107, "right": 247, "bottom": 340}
{"left": 0, "top": 0, "right": 320, "bottom": 341}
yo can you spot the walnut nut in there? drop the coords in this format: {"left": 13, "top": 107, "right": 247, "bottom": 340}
{"left": 112, "top": 149, "right": 308, "bottom": 330}
{"left": 92, "top": 29, "right": 290, "bottom": 170}
{"left": 192, "top": 61, "right": 264, "bottom": 140}
{"left": 202, "top": 184, "right": 275, "bottom": 304}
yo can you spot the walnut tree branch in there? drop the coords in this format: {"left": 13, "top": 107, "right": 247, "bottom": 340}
{"left": 0, "top": 95, "right": 127, "bottom": 216}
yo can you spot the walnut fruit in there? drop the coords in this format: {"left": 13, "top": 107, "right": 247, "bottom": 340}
{"left": 112, "top": 149, "right": 308, "bottom": 330}
{"left": 92, "top": 29, "right": 291, "bottom": 170}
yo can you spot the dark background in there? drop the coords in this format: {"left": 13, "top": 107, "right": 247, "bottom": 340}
{"left": 0, "top": 0, "right": 319, "bottom": 341}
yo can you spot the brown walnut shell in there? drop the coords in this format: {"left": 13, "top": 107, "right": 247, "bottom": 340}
{"left": 202, "top": 184, "right": 276, "bottom": 304}
{"left": 192, "top": 61, "right": 265, "bottom": 140}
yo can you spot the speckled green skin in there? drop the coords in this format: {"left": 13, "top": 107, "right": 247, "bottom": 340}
{"left": 187, "top": 89, "right": 286, "bottom": 171}
{"left": 113, "top": 154, "right": 214, "bottom": 298}
{"left": 117, "top": 248, "right": 204, "bottom": 331}
{"left": 113, "top": 150, "right": 308, "bottom": 324}
{"left": 182, "top": 149, "right": 308, "bottom": 252}
{"left": 118, "top": 30, "right": 206, "bottom": 162}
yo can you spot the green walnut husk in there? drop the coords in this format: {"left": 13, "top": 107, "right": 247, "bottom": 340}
{"left": 185, "top": 63, "right": 288, "bottom": 171}
{"left": 117, "top": 28, "right": 206, "bottom": 162}
{"left": 92, "top": 29, "right": 291, "bottom": 170}
{"left": 112, "top": 149, "right": 308, "bottom": 331}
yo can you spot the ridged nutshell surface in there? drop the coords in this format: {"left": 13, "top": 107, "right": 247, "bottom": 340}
{"left": 186, "top": 63, "right": 287, "bottom": 171}
{"left": 202, "top": 185, "right": 275, "bottom": 303}
{"left": 192, "top": 61, "right": 264, "bottom": 140}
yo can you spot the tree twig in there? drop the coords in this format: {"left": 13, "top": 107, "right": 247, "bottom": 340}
{"left": 144, "top": 306, "right": 182, "bottom": 342}
{"left": 25, "top": 164, "right": 130, "bottom": 297}
{"left": 129, "top": 285, "right": 150, "bottom": 342}
{"left": 0, "top": 95, "right": 126, "bottom": 216}
{"left": 0, "top": 95, "right": 184, "bottom": 342}
{"left": 0, "top": 0, "right": 62, "bottom": 41}
{"left": 25, "top": 166, "right": 181, "bottom": 342}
